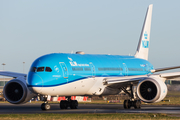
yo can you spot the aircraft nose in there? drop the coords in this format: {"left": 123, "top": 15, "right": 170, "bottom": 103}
{"left": 28, "top": 73, "right": 43, "bottom": 94}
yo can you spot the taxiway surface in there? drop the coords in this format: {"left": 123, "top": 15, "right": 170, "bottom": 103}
{"left": 0, "top": 103, "right": 180, "bottom": 114}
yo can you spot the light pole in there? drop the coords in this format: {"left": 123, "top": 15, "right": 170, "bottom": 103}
{"left": 2, "top": 63, "right": 5, "bottom": 81}
{"left": 23, "top": 62, "right": 25, "bottom": 73}
{"left": 2, "top": 63, "right": 5, "bottom": 71}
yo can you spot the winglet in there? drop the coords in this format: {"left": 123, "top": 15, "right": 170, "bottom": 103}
{"left": 135, "top": 4, "right": 153, "bottom": 60}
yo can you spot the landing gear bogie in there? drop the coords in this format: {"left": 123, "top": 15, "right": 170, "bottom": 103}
{"left": 123, "top": 100, "right": 131, "bottom": 109}
{"left": 60, "top": 100, "right": 68, "bottom": 109}
{"left": 60, "top": 97, "right": 79, "bottom": 109}
{"left": 133, "top": 100, "right": 141, "bottom": 109}
{"left": 60, "top": 100, "right": 78, "bottom": 109}
{"left": 70, "top": 100, "right": 78, "bottom": 109}
{"left": 121, "top": 85, "right": 142, "bottom": 109}
{"left": 123, "top": 100, "right": 141, "bottom": 109}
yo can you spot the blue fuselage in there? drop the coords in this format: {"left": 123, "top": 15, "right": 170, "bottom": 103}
{"left": 27, "top": 53, "right": 154, "bottom": 88}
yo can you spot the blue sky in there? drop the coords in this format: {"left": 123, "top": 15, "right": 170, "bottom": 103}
{"left": 0, "top": 0, "right": 180, "bottom": 73}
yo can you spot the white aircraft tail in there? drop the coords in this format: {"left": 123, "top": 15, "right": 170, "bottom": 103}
{"left": 135, "top": 4, "right": 153, "bottom": 60}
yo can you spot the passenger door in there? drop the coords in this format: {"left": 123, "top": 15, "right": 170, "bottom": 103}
{"left": 59, "top": 62, "right": 68, "bottom": 79}
{"left": 89, "top": 62, "right": 95, "bottom": 77}
{"left": 123, "top": 63, "right": 128, "bottom": 76}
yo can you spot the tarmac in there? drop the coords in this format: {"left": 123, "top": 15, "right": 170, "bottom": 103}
{"left": 0, "top": 103, "right": 180, "bottom": 114}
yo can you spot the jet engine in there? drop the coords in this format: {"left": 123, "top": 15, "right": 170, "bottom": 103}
{"left": 136, "top": 78, "right": 167, "bottom": 103}
{"left": 3, "top": 79, "right": 35, "bottom": 104}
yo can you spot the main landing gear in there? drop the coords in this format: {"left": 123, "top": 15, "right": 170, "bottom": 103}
{"left": 123, "top": 100, "right": 141, "bottom": 109}
{"left": 40, "top": 96, "right": 78, "bottom": 110}
{"left": 121, "top": 85, "right": 141, "bottom": 109}
{"left": 60, "top": 96, "right": 78, "bottom": 109}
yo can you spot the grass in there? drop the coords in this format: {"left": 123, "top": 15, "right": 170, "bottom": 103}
{"left": 0, "top": 113, "right": 179, "bottom": 120}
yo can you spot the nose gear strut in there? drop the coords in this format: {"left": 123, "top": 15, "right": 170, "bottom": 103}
{"left": 41, "top": 96, "right": 51, "bottom": 110}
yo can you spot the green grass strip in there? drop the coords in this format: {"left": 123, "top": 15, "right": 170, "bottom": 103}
{"left": 0, "top": 113, "right": 179, "bottom": 120}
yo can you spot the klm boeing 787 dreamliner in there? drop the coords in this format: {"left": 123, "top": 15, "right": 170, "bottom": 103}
{"left": 1, "top": 4, "right": 180, "bottom": 110}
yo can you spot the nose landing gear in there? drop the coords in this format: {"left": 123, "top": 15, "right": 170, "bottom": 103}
{"left": 41, "top": 96, "right": 51, "bottom": 110}
{"left": 41, "top": 103, "right": 51, "bottom": 110}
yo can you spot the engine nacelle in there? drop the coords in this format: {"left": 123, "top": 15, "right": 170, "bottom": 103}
{"left": 3, "top": 79, "right": 36, "bottom": 104}
{"left": 136, "top": 78, "right": 167, "bottom": 103}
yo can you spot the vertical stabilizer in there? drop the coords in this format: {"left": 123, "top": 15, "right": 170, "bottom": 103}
{"left": 135, "top": 4, "right": 153, "bottom": 60}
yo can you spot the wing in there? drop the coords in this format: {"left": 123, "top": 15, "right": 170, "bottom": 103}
{"left": 159, "top": 72, "right": 180, "bottom": 79}
{"left": 151, "top": 66, "right": 180, "bottom": 73}
{"left": 0, "top": 71, "right": 27, "bottom": 80}
{"left": 103, "top": 71, "right": 180, "bottom": 89}
{"left": 103, "top": 75, "right": 147, "bottom": 88}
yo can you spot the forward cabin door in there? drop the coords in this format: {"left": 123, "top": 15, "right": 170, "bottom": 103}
{"left": 144, "top": 64, "right": 150, "bottom": 74}
{"left": 89, "top": 62, "right": 95, "bottom": 78}
{"left": 123, "top": 63, "right": 128, "bottom": 76}
{"left": 59, "top": 62, "right": 68, "bottom": 79}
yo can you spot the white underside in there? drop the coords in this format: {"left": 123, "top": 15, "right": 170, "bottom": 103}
{"left": 31, "top": 77, "right": 112, "bottom": 96}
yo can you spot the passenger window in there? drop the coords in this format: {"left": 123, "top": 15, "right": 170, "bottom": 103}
{"left": 45, "top": 67, "right": 52, "bottom": 72}
{"left": 30, "top": 67, "right": 36, "bottom": 72}
{"left": 37, "top": 67, "right": 45, "bottom": 72}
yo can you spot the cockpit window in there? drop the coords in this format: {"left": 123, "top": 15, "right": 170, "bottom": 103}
{"left": 37, "top": 67, "right": 45, "bottom": 72}
{"left": 30, "top": 67, "right": 36, "bottom": 72}
{"left": 45, "top": 67, "right": 52, "bottom": 72}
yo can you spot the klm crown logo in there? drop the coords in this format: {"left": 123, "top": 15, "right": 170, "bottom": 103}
{"left": 142, "top": 41, "right": 149, "bottom": 48}
{"left": 142, "top": 32, "right": 149, "bottom": 48}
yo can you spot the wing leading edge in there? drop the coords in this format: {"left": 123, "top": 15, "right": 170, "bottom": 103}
{"left": 0, "top": 71, "right": 27, "bottom": 80}
{"left": 103, "top": 72, "right": 180, "bottom": 89}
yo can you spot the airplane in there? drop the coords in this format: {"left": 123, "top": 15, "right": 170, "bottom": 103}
{"left": 1, "top": 4, "right": 180, "bottom": 110}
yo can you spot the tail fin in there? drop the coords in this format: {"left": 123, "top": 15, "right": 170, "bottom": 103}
{"left": 135, "top": 4, "right": 153, "bottom": 60}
